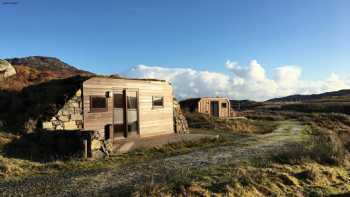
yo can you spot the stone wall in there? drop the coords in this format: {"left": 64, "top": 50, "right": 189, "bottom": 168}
{"left": 42, "top": 89, "right": 83, "bottom": 130}
{"left": 174, "top": 100, "right": 189, "bottom": 134}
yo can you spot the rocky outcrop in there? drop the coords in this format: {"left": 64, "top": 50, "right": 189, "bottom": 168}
{"left": 42, "top": 89, "right": 83, "bottom": 130}
{"left": 174, "top": 100, "right": 189, "bottom": 134}
{"left": 0, "top": 59, "right": 16, "bottom": 80}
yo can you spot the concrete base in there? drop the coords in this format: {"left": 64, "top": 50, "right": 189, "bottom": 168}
{"left": 112, "top": 133, "right": 216, "bottom": 153}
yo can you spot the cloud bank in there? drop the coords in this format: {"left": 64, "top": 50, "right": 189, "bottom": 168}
{"left": 128, "top": 60, "right": 350, "bottom": 101}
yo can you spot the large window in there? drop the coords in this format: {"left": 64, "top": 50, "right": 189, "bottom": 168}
{"left": 152, "top": 96, "right": 164, "bottom": 108}
{"left": 90, "top": 96, "right": 107, "bottom": 112}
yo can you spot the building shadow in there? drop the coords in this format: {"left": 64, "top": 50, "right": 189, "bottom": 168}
{"left": 0, "top": 75, "right": 90, "bottom": 134}
{"left": 3, "top": 130, "right": 93, "bottom": 162}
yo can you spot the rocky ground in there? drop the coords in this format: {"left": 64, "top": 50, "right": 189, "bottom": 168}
{"left": 0, "top": 121, "right": 315, "bottom": 196}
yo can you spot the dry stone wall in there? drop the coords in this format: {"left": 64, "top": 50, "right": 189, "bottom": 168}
{"left": 42, "top": 89, "right": 83, "bottom": 130}
{"left": 174, "top": 100, "right": 189, "bottom": 134}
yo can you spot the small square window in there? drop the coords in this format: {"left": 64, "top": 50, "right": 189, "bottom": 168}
{"left": 221, "top": 103, "right": 227, "bottom": 108}
{"left": 152, "top": 96, "right": 164, "bottom": 108}
{"left": 90, "top": 96, "right": 107, "bottom": 112}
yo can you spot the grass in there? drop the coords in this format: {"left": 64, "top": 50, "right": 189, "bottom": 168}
{"left": 126, "top": 162, "right": 350, "bottom": 197}
{"left": 185, "top": 112, "right": 278, "bottom": 134}
{"left": 0, "top": 136, "right": 230, "bottom": 180}
{"left": 1, "top": 111, "right": 350, "bottom": 196}
{"left": 119, "top": 114, "right": 350, "bottom": 196}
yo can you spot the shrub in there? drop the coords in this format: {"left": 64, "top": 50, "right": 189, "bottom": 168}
{"left": 270, "top": 130, "right": 347, "bottom": 166}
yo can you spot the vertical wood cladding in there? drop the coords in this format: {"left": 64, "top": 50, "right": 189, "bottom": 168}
{"left": 83, "top": 77, "right": 174, "bottom": 139}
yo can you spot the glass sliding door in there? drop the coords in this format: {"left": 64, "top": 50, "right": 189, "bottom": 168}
{"left": 126, "top": 91, "right": 139, "bottom": 137}
{"left": 112, "top": 89, "right": 139, "bottom": 139}
{"left": 113, "top": 91, "right": 126, "bottom": 138}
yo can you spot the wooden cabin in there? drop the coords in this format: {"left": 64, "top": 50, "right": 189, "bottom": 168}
{"left": 83, "top": 77, "right": 174, "bottom": 139}
{"left": 180, "top": 97, "right": 231, "bottom": 117}
{"left": 42, "top": 76, "right": 174, "bottom": 144}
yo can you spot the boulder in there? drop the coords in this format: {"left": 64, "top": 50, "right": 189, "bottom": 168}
{"left": 0, "top": 59, "right": 16, "bottom": 79}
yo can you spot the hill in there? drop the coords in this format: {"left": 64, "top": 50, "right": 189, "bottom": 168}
{"left": 230, "top": 100, "right": 264, "bottom": 111}
{"left": 1, "top": 56, "right": 94, "bottom": 91}
{"left": 267, "top": 89, "right": 350, "bottom": 102}
{"left": 229, "top": 89, "right": 350, "bottom": 115}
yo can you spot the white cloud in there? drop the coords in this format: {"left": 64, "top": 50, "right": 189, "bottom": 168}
{"left": 128, "top": 60, "right": 350, "bottom": 101}
{"left": 274, "top": 66, "right": 302, "bottom": 96}
{"left": 322, "top": 73, "right": 349, "bottom": 92}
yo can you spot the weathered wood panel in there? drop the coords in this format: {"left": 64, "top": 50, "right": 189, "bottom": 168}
{"left": 83, "top": 77, "right": 174, "bottom": 139}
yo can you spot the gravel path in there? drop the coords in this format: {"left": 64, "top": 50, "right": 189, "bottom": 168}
{"left": 0, "top": 121, "right": 308, "bottom": 196}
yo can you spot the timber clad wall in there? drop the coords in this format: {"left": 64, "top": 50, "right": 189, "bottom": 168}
{"left": 83, "top": 77, "right": 174, "bottom": 139}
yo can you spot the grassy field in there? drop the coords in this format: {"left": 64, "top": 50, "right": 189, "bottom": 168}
{"left": 0, "top": 113, "right": 350, "bottom": 196}
{"left": 129, "top": 162, "right": 350, "bottom": 197}
{"left": 0, "top": 134, "right": 231, "bottom": 180}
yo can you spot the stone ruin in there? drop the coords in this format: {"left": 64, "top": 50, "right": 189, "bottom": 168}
{"left": 42, "top": 89, "right": 83, "bottom": 130}
{"left": 0, "top": 59, "right": 16, "bottom": 80}
{"left": 41, "top": 89, "right": 108, "bottom": 158}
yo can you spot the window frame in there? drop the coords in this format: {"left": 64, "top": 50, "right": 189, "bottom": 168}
{"left": 90, "top": 96, "right": 108, "bottom": 113}
{"left": 221, "top": 102, "right": 227, "bottom": 108}
{"left": 152, "top": 96, "right": 164, "bottom": 109}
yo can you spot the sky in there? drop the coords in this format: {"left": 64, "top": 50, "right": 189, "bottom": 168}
{"left": 1, "top": 0, "right": 350, "bottom": 100}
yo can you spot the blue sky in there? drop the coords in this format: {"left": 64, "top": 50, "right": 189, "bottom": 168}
{"left": 1, "top": 0, "right": 349, "bottom": 99}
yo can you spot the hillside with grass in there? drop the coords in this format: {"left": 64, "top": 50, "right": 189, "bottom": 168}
{"left": 0, "top": 56, "right": 95, "bottom": 134}
{"left": 1, "top": 111, "right": 350, "bottom": 196}
{"left": 268, "top": 89, "right": 350, "bottom": 102}
{"left": 231, "top": 89, "right": 350, "bottom": 116}
{"left": 1, "top": 56, "right": 94, "bottom": 91}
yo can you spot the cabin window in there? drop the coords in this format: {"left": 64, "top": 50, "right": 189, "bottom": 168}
{"left": 152, "top": 96, "right": 164, "bottom": 108}
{"left": 90, "top": 96, "right": 107, "bottom": 112}
{"left": 221, "top": 103, "right": 227, "bottom": 108}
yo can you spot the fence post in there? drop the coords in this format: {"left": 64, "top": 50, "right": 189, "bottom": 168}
{"left": 83, "top": 139, "right": 88, "bottom": 159}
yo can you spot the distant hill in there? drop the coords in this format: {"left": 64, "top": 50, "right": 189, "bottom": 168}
{"left": 267, "top": 89, "right": 350, "bottom": 103}
{"left": 6, "top": 56, "right": 93, "bottom": 76}
{"left": 1, "top": 56, "right": 94, "bottom": 91}
{"left": 230, "top": 100, "right": 264, "bottom": 111}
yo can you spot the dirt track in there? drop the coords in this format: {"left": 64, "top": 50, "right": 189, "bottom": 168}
{"left": 0, "top": 121, "right": 309, "bottom": 196}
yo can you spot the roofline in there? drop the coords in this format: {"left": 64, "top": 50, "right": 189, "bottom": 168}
{"left": 88, "top": 76, "right": 171, "bottom": 85}
{"left": 180, "top": 97, "right": 230, "bottom": 102}
{"left": 199, "top": 97, "right": 230, "bottom": 99}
